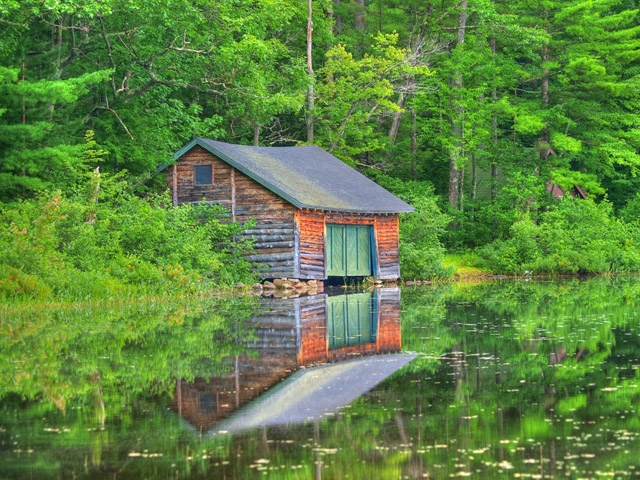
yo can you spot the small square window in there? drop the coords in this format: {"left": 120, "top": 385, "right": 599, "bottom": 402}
{"left": 198, "top": 392, "right": 217, "bottom": 412}
{"left": 194, "top": 165, "right": 213, "bottom": 186}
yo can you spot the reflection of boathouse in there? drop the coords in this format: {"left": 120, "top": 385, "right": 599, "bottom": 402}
{"left": 175, "top": 289, "right": 410, "bottom": 432}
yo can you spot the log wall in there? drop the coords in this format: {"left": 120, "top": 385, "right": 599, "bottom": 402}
{"left": 373, "top": 214, "right": 401, "bottom": 279}
{"left": 169, "top": 146, "right": 296, "bottom": 278}
{"left": 169, "top": 145, "right": 234, "bottom": 206}
{"left": 297, "top": 210, "right": 326, "bottom": 280}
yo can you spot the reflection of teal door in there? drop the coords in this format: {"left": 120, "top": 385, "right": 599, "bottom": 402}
{"left": 328, "top": 293, "right": 377, "bottom": 349}
{"left": 327, "top": 224, "right": 372, "bottom": 276}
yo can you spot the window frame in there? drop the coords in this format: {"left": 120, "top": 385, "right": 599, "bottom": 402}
{"left": 194, "top": 164, "right": 213, "bottom": 186}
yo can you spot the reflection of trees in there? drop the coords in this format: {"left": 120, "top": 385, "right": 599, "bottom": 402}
{"left": 0, "top": 298, "right": 256, "bottom": 478}
{"left": 0, "top": 298, "right": 255, "bottom": 410}
{"left": 2, "top": 278, "right": 640, "bottom": 478}
{"left": 271, "top": 277, "right": 640, "bottom": 479}
{"left": 387, "top": 277, "right": 640, "bottom": 477}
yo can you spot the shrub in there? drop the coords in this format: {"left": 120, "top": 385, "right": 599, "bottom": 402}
{"left": 478, "top": 214, "right": 541, "bottom": 274}
{"left": 370, "top": 173, "right": 453, "bottom": 280}
{"left": 478, "top": 198, "right": 640, "bottom": 275}
{"left": 0, "top": 265, "right": 52, "bottom": 299}
{"left": 0, "top": 186, "right": 255, "bottom": 301}
{"left": 620, "top": 194, "right": 640, "bottom": 224}
{"left": 443, "top": 168, "right": 551, "bottom": 249}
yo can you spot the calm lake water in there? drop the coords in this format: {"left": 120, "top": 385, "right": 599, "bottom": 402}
{"left": 2, "top": 278, "right": 640, "bottom": 479}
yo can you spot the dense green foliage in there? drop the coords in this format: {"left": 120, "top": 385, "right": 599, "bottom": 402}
{"left": 479, "top": 199, "right": 640, "bottom": 274}
{"left": 2, "top": 278, "right": 640, "bottom": 478}
{"left": 1, "top": 193, "right": 252, "bottom": 301}
{"left": 1, "top": 0, "right": 640, "bottom": 282}
{"left": 373, "top": 173, "right": 453, "bottom": 279}
{"left": 0, "top": 137, "right": 253, "bottom": 300}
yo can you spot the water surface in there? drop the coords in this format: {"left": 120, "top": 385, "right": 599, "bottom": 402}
{"left": 2, "top": 278, "right": 640, "bottom": 478}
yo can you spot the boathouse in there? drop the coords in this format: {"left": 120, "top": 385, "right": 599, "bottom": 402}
{"left": 160, "top": 138, "right": 414, "bottom": 280}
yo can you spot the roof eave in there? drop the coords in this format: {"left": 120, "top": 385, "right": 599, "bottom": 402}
{"left": 156, "top": 138, "right": 201, "bottom": 173}
{"left": 301, "top": 206, "right": 414, "bottom": 215}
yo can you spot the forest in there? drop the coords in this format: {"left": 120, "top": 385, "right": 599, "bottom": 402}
{"left": 2, "top": 0, "right": 640, "bottom": 299}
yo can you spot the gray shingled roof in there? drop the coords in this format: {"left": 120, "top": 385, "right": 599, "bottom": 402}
{"left": 166, "top": 138, "right": 414, "bottom": 214}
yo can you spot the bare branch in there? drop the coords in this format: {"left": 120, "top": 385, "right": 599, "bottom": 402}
{"left": 41, "top": 18, "right": 90, "bottom": 31}
{"left": 169, "top": 30, "right": 215, "bottom": 54}
{"left": 116, "top": 70, "right": 131, "bottom": 93}
{"left": 97, "top": 104, "right": 134, "bottom": 139}
{"left": 116, "top": 33, "right": 138, "bottom": 59}
{"left": 329, "top": 101, "right": 359, "bottom": 153}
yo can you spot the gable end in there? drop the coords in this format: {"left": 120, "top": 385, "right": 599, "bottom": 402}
{"left": 170, "top": 138, "right": 304, "bottom": 210}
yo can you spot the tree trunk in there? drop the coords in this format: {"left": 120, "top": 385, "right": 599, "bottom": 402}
{"left": 388, "top": 88, "right": 409, "bottom": 144}
{"left": 541, "top": 35, "right": 550, "bottom": 149}
{"left": 448, "top": 0, "right": 468, "bottom": 210}
{"left": 490, "top": 35, "right": 497, "bottom": 133}
{"left": 306, "top": 0, "right": 314, "bottom": 143}
{"left": 49, "top": 15, "right": 65, "bottom": 120}
{"left": 411, "top": 105, "right": 417, "bottom": 178}
{"left": 473, "top": 93, "right": 484, "bottom": 205}
{"left": 459, "top": 166, "right": 465, "bottom": 212}
{"left": 21, "top": 59, "right": 26, "bottom": 124}
{"left": 471, "top": 154, "right": 477, "bottom": 201}
{"left": 490, "top": 36, "right": 498, "bottom": 200}
{"left": 333, "top": 0, "right": 342, "bottom": 35}
{"left": 449, "top": 147, "right": 461, "bottom": 208}
{"left": 253, "top": 123, "right": 260, "bottom": 146}
{"left": 541, "top": 44, "right": 549, "bottom": 109}
{"left": 354, "top": 0, "right": 365, "bottom": 32}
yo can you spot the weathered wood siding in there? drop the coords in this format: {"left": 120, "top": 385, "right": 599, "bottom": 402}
{"left": 236, "top": 172, "right": 296, "bottom": 278}
{"left": 297, "top": 210, "right": 401, "bottom": 280}
{"left": 169, "top": 146, "right": 296, "bottom": 278}
{"left": 297, "top": 210, "right": 326, "bottom": 279}
{"left": 373, "top": 214, "right": 401, "bottom": 279}
{"left": 170, "top": 145, "right": 234, "bottom": 206}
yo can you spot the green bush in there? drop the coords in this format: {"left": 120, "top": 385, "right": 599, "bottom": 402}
{"left": 0, "top": 265, "right": 52, "bottom": 298}
{"left": 444, "top": 169, "right": 551, "bottom": 249}
{"left": 370, "top": 173, "right": 453, "bottom": 280}
{"left": 478, "top": 198, "right": 640, "bottom": 275}
{"left": 478, "top": 214, "right": 541, "bottom": 274}
{"left": 0, "top": 181, "right": 255, "bottom": 301}
{"left": 620, "top": 194, "right": 640, "bottom": 224}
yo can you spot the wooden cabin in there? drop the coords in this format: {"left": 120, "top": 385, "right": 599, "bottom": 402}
{"left": 174, "top": 289, "right": 404, "bottom": 432}
{"left": 159, "top": 138, "right": 414, "bottom": 280}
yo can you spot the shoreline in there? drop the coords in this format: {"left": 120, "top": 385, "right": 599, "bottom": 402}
{"left": 4, "top": 271, "right": 638, "bottom": 314}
